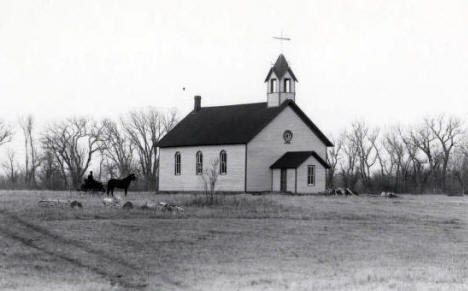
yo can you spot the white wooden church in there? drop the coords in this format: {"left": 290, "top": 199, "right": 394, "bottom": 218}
{"left": 157, "top": 54, "right": 333, "bottom": 193}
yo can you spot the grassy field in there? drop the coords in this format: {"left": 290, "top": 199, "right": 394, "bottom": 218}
{"left": 0, "top": 190, "right": 467, "bottom": 291}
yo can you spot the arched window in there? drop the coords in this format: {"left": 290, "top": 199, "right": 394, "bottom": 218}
{"left": 195, "top": 151, "right": 203, "bottom": 175}
{"left": 174, "top": 152, "right": 181, "bottom": 175}
{"left": 270, "top": 79, "right": 277, "bottom": 93}
{"left": 284, "top": 79, "right": 291, "bottom": 93}
{"left": 219, "top": 150, "right": 227, "bottom": 175}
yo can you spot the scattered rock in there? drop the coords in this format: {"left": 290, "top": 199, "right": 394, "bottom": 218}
{"left": 381, "top": 192, "right": 399, "bottom": 198}
{"left": 122, "top": 201, "right": 133, "bottom": 209}
{"left": 70, "top": 200, "right": 82, "bottom": 208}
{"left": 345, "top": 188, "right": 358, "bottom": 195}
{"left": 159, "top": 202, "right": 184, "bottom": 213}
{"left": 38, "top": 200, "right": 79, "bottom": 208}
{"left": 102, "top": 197, "right": 121, "bottom": 207}
{"left": 335, "top": 187, "right": 345, "bottom": 195}
{"left": 140, "top": 201, "right": 158, "bottom": 210}
{"left": 328, "top": 188, "right": 358, "bottom": 196}
{"left": 38, "top": 200, "right": 59, "bottom": 207}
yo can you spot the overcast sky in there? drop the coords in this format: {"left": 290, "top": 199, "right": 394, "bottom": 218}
{"left": 1, "top": 0, "right": 467, "bottom": 139}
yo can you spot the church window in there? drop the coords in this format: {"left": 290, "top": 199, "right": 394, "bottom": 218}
{"left": 220, "top": 150, "right": 227, "bottom": 175}
{"left": 283, "top": 130, "right": 293, "bottom": 144}
{"left": 270, "top": 79, "right": 277, "bottom": 93}
{"left": 284, "top": 79, "right": 291, "bottom": 92}
{"left": 307, "top": 165, "right": 315, "bottom": 186}
{"left": 174, "top": 152, "right": 181, "bottom": 175}
{"left": 196, "top": 151, "right": 203, "bottom": 175}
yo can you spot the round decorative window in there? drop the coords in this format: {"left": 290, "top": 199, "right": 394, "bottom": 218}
{"left": 283, "top": 130, "right": 293, "bottom": 144}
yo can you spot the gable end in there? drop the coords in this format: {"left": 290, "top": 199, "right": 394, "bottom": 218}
{"left": 246, "top": 100, "right": 333, "bottom": 147}
{"left": 287, "top": 102, "right": 333, "bottom": 147}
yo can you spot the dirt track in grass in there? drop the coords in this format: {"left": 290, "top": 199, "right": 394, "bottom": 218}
{"left": 1, "top": 190, "right": 468, "bottom": 290}
{"left": 0, "top": 209, "right": 148, "bottom": 290}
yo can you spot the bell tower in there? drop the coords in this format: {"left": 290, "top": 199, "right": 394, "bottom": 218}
{"left": 265, "top": 54, "right": 298, "bottom": 107}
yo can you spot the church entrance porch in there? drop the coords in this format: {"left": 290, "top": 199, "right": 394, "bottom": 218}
{"left": 270, "top": 151, "right": 329, "bottom": 194}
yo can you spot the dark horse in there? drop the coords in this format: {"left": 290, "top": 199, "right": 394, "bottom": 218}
{"left": 106, "top": 174, "right": 137, "bottom": 196}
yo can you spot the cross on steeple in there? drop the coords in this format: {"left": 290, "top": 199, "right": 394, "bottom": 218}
{"left": 273, "top": 32, "right": 291, "bottom": 52}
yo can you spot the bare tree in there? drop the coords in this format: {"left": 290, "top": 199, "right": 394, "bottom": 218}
{"left": 19, "top": 115, "right": 40, "bottom": 187}
{"left": 450, "top": 146, "right": 468, "bottom": 195}
{"left": 102, "top": 119, "right": 134, "bottom": 177}
{"left": 426, "top": 115, "right": 464, "bottom": 191}
{"left": 37, "top": 150, "right": 65, "bottom": 190}
{"left": 41, "top": 118, "right": 106, "bottom": 189}
{"left": 383, "top": 127, "right": 410, "bottom": 192}
{"left": 349, "top": 121, "right": 379, "bottom": 188}
{"left": 339, "top": 131, "right": 359, "bottom": 189}
{"left": 398, "top": 129, "right": 424, "bottom": 193}
{"left": 122, "top": 107, "right": 178, "bottom": 189}
{"left": 0, "top": 120, "right": 12, "bottom": 146}
{"left": 405, "top": 121, "right": 443, "bottom": 192}
{"left": 373, "top": 135, "right": 392, "bottom": 178}
{"left": 161, "top": 109, "right": 179, "bottom": 134}
{"left": 201, "top": 158, "right": 220, "bottom": 204}
{"left": 326, "top": 134, "right": 342, "bottom": 188}
{"left": 2, "top": 149, "right": 19, "bottom": 185}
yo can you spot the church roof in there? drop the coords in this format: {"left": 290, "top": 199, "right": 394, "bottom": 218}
{"left": 157, "top": 100, "right": 333, "bottom": 148}
{"left": 264, "top": 54, "right": 298, "bottom": 82}
{"left": 270, "top": 151, "right": 330, "bottom": 169}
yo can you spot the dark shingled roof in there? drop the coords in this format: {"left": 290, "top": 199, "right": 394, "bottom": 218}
{"left": 157, "top": 100, "right": 333, "bottom": 148}
{"left": 264, "top": 54, "right": 298, "bottom": 82}
{"left": 270, "top": 151, "right": 330, "bottom": 169}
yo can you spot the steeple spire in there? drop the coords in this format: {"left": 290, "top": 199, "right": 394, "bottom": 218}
{"left": 265, "top": 54, "right": 298, "bottom": 107}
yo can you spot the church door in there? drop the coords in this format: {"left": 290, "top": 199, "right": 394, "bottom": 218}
{"left": 280, "top": 169, "right": 287, "bottom": 192}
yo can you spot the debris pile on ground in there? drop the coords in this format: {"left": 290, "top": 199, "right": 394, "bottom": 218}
{"left": 102, "top": 197, "right": 122, "bottom": 207}
{"left": 140, "top": 201, "right": 158, "bottom": 210}
{"left": 122, "top": 201, "right": 133, "bottom": 209}
{"left": 345, "top": 188, "right": 358, "bottom": 195}
{"left": 159, "top": 202, "right": 184, "bottom": 213}
{"left": 38, "top": 199, "right": 83, "bottom": 208}
{"left": 70, "top": 200, "right": 83, "bottom": 208}
{"left": 380, "top": 192, "right": 399, "bottom": 198}
{"left": 328, "top": 188, "right": 359, "bottom": 196}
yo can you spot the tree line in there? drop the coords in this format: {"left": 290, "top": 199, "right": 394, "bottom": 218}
{"left": 327, "top": 115, "right": 467, "bottom": 194}
{"left": 0, "top": 110, "right": 466, "bottom": 194}
{"left": 0, "top": 107, "right": 178, "bottom": 190}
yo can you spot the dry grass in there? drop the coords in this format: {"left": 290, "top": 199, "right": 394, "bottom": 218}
{"left": 0, "top": 190, "right": 467, "bottom": 290}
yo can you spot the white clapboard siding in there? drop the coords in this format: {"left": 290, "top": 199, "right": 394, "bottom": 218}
{"left": 272, "top": 169, "right": 281, "bottom": 192}
{"left": 286, "top": 169, "right": 295, "bottom": 193}
{"left": 159, "top": 144, "right": 246, "bottom": 192}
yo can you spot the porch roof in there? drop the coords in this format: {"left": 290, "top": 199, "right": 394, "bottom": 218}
{"left": 270, "top": 151, "right": 330, "bottom": 169}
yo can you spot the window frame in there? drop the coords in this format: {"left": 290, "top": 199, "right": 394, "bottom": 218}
{"left": 174, "top": 152, "right": 181, "bottom": 175}
{"left": 270, "top": 78, "right": 277, "bottom": 93}
{"left": 195, "top": 151, "right": 203, "bottom": 175}
{"left": 219, "top": 150, "right": 227, "bottom": 175}
{"left": 284, "top": 78, "right": 291, "bottom": 93}
{"left": 307, "top": 165, "right": 315, "bottom": 186}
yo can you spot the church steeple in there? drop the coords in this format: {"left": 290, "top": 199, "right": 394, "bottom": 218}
{"left": 265, "top": 54, "right": 298, "bottom": 107}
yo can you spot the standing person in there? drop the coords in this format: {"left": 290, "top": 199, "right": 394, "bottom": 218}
{"left": 87, "top": 171, "right": 94, "bottom": 183}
